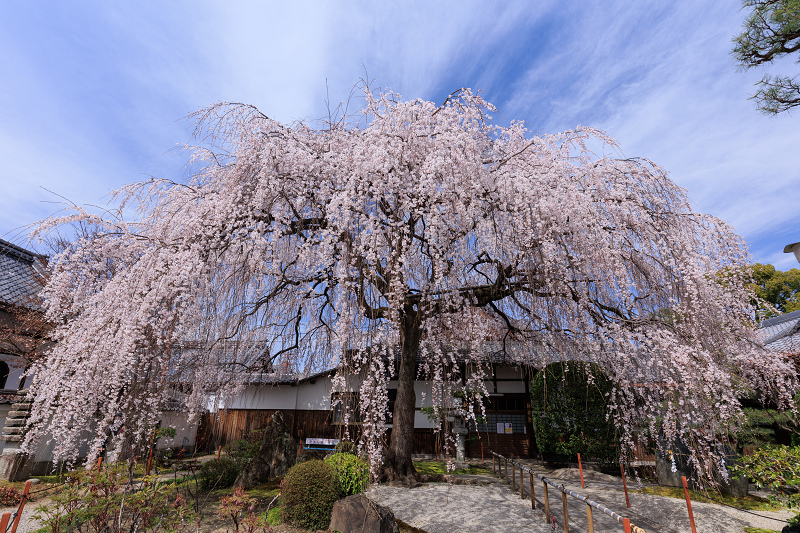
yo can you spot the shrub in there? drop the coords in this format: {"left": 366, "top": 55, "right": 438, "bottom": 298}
{"left": 530, "top": 361, "right": 617, "bottom": 464}
{"left": 296, "top": 449, "right": 325, "bottom": 463}
{"left": 198, "top": 458, "right": 240, "bottom": 491}
{"left": 281, "top": 459, "right": 339, "bottom": 530}
{"left": 33, "top": 465, "right": 197, "bottom": 533}
{"left": 225, "top": 439, "right": 261, "bottom": 468}
{"left": 732, "top": 445, "right": 800, "bottom": 525}
{"left": 324, "top": 452, "right": 369, "bottom": 496}
{"left": 0, "top": 485, "right": 21, "bottom": 506}
{"left": 334, "top": 440, "right": 356, "bottom": 455}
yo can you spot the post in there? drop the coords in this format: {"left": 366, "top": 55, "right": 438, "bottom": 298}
{"left": 543, "top": 480, "right": 551, "bottom": 524}
{"left": 578, "top": 453, "right": 585, "bottom": 489}
{"left": 492, "top": 453, "right": 495, "bottom": 475}
{"left": 217, "top": 445, "right": 221, "bottom": 459}
{"left": 10, "top": 481, "right": 31, "bottom": 533}
{"left": 512, "top": 462, "right": 516, "bottom": 490}
{"left": 530, "top": 471, "right": 535, "bottom": 509}
{"left": 623, "top": 517, "right": 632, "bottom": 533}
{"left": 0, "top": 513, "right": 10, "bottom": 533}
{"left": 97, "top": 456, "right": 103, "bottom": 469}
{"left": 561, "top": 490, "right": 570, "bottom": 533}
{"left": 481, "top": 442, "right": 484, "bottom": 465}
{"left": 620, "top": 463, "right": 630, "bottom": 508}
{"left": 586, "top": 504, "right": 594, "bottom": 533}
{"left": 146, "top": 447, "right": 154, "bottom": 476}
{"left": 505, "top": 458, "right": 509, "bottom": 485}
{"left": 520, "top": 466, "right": 524, "bottom": 499}
{"left": 682, "top": 476, "right": 697, "bottom": 533}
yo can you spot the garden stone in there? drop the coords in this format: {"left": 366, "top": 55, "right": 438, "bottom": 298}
{"left": 234, "top": 411, "right": 296, "bottom": 488}
{"left": 783, "top": 526, "right": 800, "bottom": 533}
{"left": 329, "top": 494, "right": 399, "bottom": 533}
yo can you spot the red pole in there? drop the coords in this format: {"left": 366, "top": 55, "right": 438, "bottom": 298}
{"left": 623, "top": 517, "right": 632, "bottom": 533}
{"left": 97, "top": 456, "right": 103, "bottom": 469}
{"left": 146, "top": 447, "right": 154, "bottom": 476}
{"left": 620, "top": 463, "right": 630, "bottom": 508}
{"left": 217, "top": 445, "right": 221, "bottom": 459}
{"left": 10, "top": 481, "right": 31, "bottom": 533}
{"left": 682, "top": 476, "right": 698, "bottom": 533}
{"left": 0, "top": 512, "right": 10, "bottom": 533}
{"left": 578, "top": 453, "right": 585, "bottom": 489}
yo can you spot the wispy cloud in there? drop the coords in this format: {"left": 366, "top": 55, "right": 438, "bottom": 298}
{"left": 1, "top": 1, "right": 797, "bottom": 267}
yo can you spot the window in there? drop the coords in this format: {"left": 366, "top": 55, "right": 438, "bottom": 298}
{"left": 0, "top": 362, "right": 8, "bottom": 389}
{"left": 332, "top": 393, "right": 362, "bottom": 424}
{"left": 470, "top": 394, "right": 528, "bottom": 434}
{"left": 386, "top": 388, "right": 397, "bottom": 423}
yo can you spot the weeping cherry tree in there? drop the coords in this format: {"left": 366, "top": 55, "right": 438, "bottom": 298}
{"left": 26, "top": 87, "right": 796, "bottom": 484}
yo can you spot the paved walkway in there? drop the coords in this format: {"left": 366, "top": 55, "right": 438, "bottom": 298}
{"left": 372, "top": 458, "right": 793, "bottom": 533}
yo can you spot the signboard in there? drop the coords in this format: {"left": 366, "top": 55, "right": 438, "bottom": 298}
{"left": 504, "top": 423, "right": 513, "bottom": 434}
{"left": 497, "top": 423, "right": 513, "bottom": 434}
{"left": 306, "top": 438, "right": 339, "bottom": 446}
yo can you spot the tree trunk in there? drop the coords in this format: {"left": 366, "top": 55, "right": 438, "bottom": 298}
{"left": 380, "top": 307, "right": 421, "bottom": 484}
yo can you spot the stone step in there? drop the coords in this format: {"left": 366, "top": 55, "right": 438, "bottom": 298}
{"left": 0, "top": 435, "right": 22, "bottom": 443}
{"left": 7, "top": 411, "right": 30, "bottom": 418}
{"left": 11, "top": 403, "right": 32, "bottom": 410}
{"left": 2, "top": 427, "right": 23, "bottom": 436}
{"left": 3, "top": 419, "right": 26, "bottom": 428}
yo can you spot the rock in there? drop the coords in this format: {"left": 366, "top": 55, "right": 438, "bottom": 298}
{"left": 234, "top": 411, "right": 297, "bottom": 488}
{"left": 782, "top": 525, "right": 800, "bottom": 533}
{"left": 329, "top": 494, "right": 399, "bottom": 533}
{"left": 655, "top": 439, "right": 748, "bottom": 497}
{"left": 28, "top": 478, "right": 39, "bottom": 484}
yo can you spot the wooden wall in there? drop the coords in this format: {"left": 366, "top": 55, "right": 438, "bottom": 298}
{"left": 198, "top": 408, "right": 534, "bottom": 458}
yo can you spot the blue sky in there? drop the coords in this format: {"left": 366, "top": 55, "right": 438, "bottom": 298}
{"left": 1, "top": 1, "right": 798, "bottom": 268}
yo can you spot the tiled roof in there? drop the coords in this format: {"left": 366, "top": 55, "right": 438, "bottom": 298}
{"left": 758, "top": 309, "right": 800, "bottom": 354}
{"left": 0, "top": 239, "right": 46, "bottom": 310}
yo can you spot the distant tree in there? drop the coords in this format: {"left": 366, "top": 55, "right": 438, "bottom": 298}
{"left": 26, "top": 86, "right": 796, "bottom": 484}
{"left": 750, "top": 263, "right": 800, "bottom": 317}
{"left": 733, "top": 0, "right": 800, "bottom": 114}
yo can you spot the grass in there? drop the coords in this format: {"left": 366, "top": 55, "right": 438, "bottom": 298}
{"left": 633, "top": 485, "right": 780, "bottom": 511}
{"left": 743, "top": 528, "right": 780, "bottom": 533}
{"left": 412, "top": 460, "right": 492, "bottom": 476}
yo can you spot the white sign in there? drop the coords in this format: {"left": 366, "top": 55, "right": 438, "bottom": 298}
{"left": 306, "top": 438, "right": 339, "bottom": 446}
{"left": 504, "top": 423, "right": 513, "bottom": 434}
{"left": 497, "top": 423, "right": 504, "bottom": 434}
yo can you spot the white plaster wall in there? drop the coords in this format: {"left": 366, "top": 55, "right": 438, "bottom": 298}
{"left": 496, "top": 381, "right": 526, "bottom": 393}
{"left": 225, "top": 385, "right": 298, "bottom": 410}
{"left": 157, "top": 411, "right": 199, "bottom": 450}
{"left": 0, "top": 354, "right": 28, "bottom": 390}
{"left": 295, "top": 377, "right": 333, "bottom": 410}
{"left": 494, "top": 365, "right": 523, "bottom": 379}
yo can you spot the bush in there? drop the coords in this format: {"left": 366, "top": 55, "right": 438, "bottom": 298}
{"left": 0, "top": 485, "right": 21, "bottom": 506}
{"left": 732, "top": 445, "right": 800, "bottom": 525}
{"left": 324, "top": 452, "right": 369, "bottom": 496}
{"left": 334, "top": 441, "right": 356, "bottom": 455}
{"left": 296, "top": 449, "right": 325, "bottom": 463}
{"left": 198, "top": 458, "right": 240, "bottom": 491}
{"left": 225, "top": 439, "right": 261, "bottom": 468}
{"left": 530, "top": 361, "right": 618, "bottom": 464}
{"left": 281, "top": 460, "right": 339, "bottom": 530}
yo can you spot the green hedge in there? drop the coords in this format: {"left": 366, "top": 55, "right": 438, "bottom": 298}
{"left": 281, "top": 459, "right": 340, "bottom": 530}
{"left": 530, "top": 361, "right": 617, "bottom": 464}
{"left": 198, "top": 457, "right": 240, "bottom": 490}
